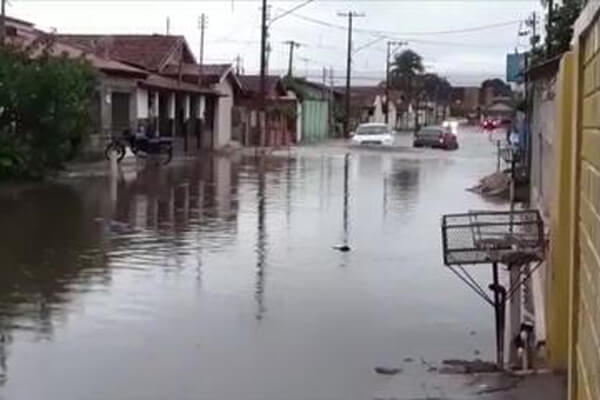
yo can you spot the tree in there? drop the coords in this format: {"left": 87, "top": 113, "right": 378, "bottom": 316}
{"left": 481, "top": 78, "right": 512, "bottom": 97}
{"left": 390, "top": 49, "right": 424, "bottom": 130}
{"left": 0, "top": 39, "right": 96, "bottom": 179}
{"left": 534, "top": 0, "right": 584, "bottom": 63}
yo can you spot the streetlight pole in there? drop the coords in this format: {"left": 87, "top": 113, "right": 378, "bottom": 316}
{"left": 259, "top": 0, "right": 268, "bottom": 148}
{"left": 338, "top": 11, "right": 364, "bottom": 138}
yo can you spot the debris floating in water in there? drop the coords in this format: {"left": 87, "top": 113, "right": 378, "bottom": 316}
{"left": 332, "top": 245, "right": 351, "bottom": 252}
{"left": 374, "top": 366, "right": 402, "bottom": 375}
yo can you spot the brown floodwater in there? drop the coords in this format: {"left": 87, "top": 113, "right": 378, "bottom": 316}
{"left": 0, "top": 129, "right": 504, "bottom": 400}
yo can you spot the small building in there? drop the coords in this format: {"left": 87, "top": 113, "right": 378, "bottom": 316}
{"left": 450, "top": 86, "right": 481, "bottom": 118}
{"left": 234, "top": 75, "right": 297, "bottom": 147}
{"left": 161, "top": 63, "right": 242, "bottom": 149}
{"left": 285, "top": 78, "right": 341, "bottom": 143}
{"left": 484, "top": 96, "right": 515, "bottom": 123}
{"left": 54, "top": 33, "right": 231, "bottom": 151}
{"left": 343, "top": 85, "right": 400, "bottom": 131}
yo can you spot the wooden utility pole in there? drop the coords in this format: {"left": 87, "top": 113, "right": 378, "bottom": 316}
{"left": 0, "top": 0, "right": 6, "bottom": 45}
{"left": 259, "top": 0, "right": 268, "bottom": 147}
{"left": 338, "top": 11, "right": 364, "bottom": 138}
{"left": 198, "top": 14, "right": 206, "bottom": 86}
{"left": 385, "top": 40, "right": 406, "bottom": 125}
{"left": 285, "top": 40, "right": 301, "bottom": 77}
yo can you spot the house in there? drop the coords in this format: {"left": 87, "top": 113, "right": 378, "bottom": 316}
{"left": 5, "top": 16, "right": 238, "bottom": 153}
{"left": 54, "top": 33, "right": 236, "bottom": 151}
{"left": 234, "top": 75, "right": 297, "bottom": 147}
{"left": 341, "top": 85, "right": 404, "bottom": 131}
{"left": 285, "top": 78, "right": 341, "bottom": 143}
{"left": 485, "top": 97, "right": 515, "bottom": 120}
{"left": 450, "top": 86, "right": 480, "bottom": 118}
{"left": 161, "top": 63, "right": 242, "bottom": 149}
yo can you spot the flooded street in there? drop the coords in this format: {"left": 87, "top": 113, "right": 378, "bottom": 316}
{"left": 0, "top": 128, "right": 506, "bottom": 400}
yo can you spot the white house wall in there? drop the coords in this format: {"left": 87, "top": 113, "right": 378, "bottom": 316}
{"left": 136, "top": 88, "right": 149, "bottom": 119}
{"left": 214, "top": 80, "right": 233, "bottom": 148}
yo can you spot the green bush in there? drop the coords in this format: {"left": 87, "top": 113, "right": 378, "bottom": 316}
{"left": 0, "top": 40, "right": 96, "bottom": 179}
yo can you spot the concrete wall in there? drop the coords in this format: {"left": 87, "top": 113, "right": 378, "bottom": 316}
{"left": 554, "top": 4, "right": 600, "bottom": 399}
{"left": 213, "top": 79, "right": 233, "bottom": 148}
{"left": 574, "top": 13, "right": 600, "bottom": 399}
{"left": 530, "top": 74, "right": 558, "bottom": 220}
{"left": 547, "top": 51, "right": 575, "bottom": 372}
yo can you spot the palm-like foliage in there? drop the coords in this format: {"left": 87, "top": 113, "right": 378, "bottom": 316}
{"left": 390, "top": 49, "right": 424, "bottom": 103}
{"left": 390, "top": 50, "right": 452, "bottom": 128}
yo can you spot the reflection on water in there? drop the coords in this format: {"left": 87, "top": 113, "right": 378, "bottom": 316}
{"left": 0, "top": 134, "right": 502, "bottom": 400}
{"left": 255, "top": 158, "right": 267, "bottom": 321}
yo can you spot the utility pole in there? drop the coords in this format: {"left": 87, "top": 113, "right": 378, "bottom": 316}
{"left": 259, "top": 0, "right": 268, "bottom": 147}
{"left": 329, "top": 67, "right": 335, "bottom": 135}
{"left": 385, "top": 40, "right": 406, "bottom": 125}
{"left": 338, "top": 11, "right": 364, "bottom": 138}
{"left": 235, "top": 55, "right": 243, "bottom": 75}
{"left": 198, "top": 14, "right": 206, "bottom": 86}
{"left": 166, "top": 17, "right": 171, "bottom": 35}
{"left": 285, "top": 40, "right": 301, "bottom": 77}
{"left": 0, "top": 0, "right": 6, "bottom": 45}
{"left": 526, "top": 12, "right": 538, "bottom": 51}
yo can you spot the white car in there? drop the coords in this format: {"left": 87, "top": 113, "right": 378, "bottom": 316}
{"left": 351, "top": 123, "right": 394, "bottom": 146}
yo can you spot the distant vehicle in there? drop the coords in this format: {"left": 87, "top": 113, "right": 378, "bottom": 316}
{"left": 481, "top": 119, "right": 495, "bottom": 131}
{"left": 413, "top": 126, "right": 458, "bottom": 150}
{"left": 350, "top": 123, "right": 394, "bottom": 146}
{"left": 442, "top": 119, "right": 459, "bottom": 135}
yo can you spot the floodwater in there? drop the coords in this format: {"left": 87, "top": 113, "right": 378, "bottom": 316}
{"left": 0, "top": 128, "right": 505, "bottom": 400}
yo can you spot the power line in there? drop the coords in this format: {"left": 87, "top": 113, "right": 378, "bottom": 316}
{"left": 362, "top": 19, "right": 521, "bottom": 36}
{"left": 269, "top": 0, "right": 314, "bottom": 26}
{"left": 281, "top": 12, "right": 518, "bottom": 49}
{"left": 285, "top": 11, "right": 520, "bottom": 37}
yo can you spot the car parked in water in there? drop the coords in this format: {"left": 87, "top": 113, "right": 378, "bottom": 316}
{"left": 413, "top": 126, "right": 458, "bottom": 150}
{"left": 350, "top": 123, "right": 394, "bottom": 146}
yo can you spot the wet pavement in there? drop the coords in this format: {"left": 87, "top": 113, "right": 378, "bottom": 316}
{"left": 0, "top": 127, "right": 547, "bottom": 400}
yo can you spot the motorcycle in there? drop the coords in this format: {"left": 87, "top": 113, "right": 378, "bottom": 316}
{"left": 105, "top": 131, "right": 173, "bottom": 165}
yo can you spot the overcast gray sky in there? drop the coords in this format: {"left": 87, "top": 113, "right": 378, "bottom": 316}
{"left": 9, "top": 0, "right": 543, "bottom": 86}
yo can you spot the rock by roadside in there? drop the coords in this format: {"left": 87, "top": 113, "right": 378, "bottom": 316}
{"left": 467, "top": 171, "right": 510, "bottom": 198}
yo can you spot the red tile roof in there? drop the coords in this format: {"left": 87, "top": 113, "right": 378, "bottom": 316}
{"left": 140, "top": 74, "right": 220, "bottom": 95}
{"left": 161, "top": 63, "right": 242, "bottom": 90}
{"left": 238, "top": 75, "right": 284, "bottom": 97}
{"left": 9, "top": 29, "right": 148, "bottom": 77}
{"left": 55, "top": 34, "right": 183, "bottom": 71}
{"left": 162, "top": 63, "right": 229, "bottom": 77}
